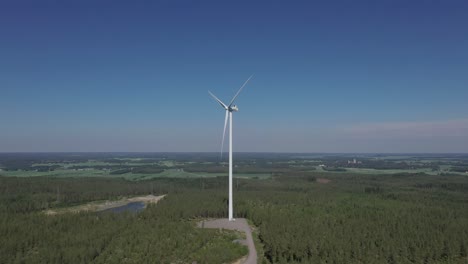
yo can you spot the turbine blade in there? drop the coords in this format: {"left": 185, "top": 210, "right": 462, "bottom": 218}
{"left": 208, "top": 91, "right": 228, "bottom": 109}
{"left": 229, "top": 75, "right": 253, "bottom": 107}
{"left": 220, "top": 110, "right": 228, "bottom": 159}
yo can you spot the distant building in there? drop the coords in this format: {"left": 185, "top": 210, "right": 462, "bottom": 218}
{"left": 347, "top": 159, "right": 361, "bottom": 165}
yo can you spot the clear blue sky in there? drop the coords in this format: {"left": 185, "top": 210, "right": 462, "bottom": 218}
{"left": 1, "top": 0, "right": 467, "bottom": 152}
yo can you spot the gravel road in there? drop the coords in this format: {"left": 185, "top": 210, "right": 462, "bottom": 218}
{"left": 199, "top": 218, "right": 257, "bottom": 264}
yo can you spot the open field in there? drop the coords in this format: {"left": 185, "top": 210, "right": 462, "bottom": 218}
{"left": 334, "top": 167, "right": 467, "bottom": 175}
{"left": 2, "top": 153, "right": 468, "bottom": 195}
{"left": 0, "top": 168, "right": 109, "bottom": 178}
{"left": 3, "top": 166, "right": 465, "bottom": 179}
{"left": 2, "top": 153, "right": 468, "bottom": 180}
{"left": 0, "top": 168, "right": 272, "bottom": 180}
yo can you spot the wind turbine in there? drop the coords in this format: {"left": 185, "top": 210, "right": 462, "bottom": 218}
{"left": 209, "top": 75, "right": 253, "bottom": 221}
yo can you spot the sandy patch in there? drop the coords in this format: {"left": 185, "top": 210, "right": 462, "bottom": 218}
{"left": 316, "top": 178, "right": 331, "bottom": 184}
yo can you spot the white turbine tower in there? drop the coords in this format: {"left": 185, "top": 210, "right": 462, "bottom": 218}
{"left": 209, "top": 75, "right": 253, "bottom": 221}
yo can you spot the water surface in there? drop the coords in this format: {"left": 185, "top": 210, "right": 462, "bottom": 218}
{"left": 101, "top": 202, "right": 145, "bottom": 213}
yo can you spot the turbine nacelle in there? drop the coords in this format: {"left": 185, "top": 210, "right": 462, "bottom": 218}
{"left": 229, "top": 105, "right": 239, "bottom": 112}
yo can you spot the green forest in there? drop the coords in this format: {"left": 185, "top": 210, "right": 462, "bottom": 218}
{"left": 1, "top": 169, "right": 468, "bottom": 263}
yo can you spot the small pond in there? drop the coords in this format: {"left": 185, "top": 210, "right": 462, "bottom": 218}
{"left": 100, "top": 202, "right": 146, "bottom": 214}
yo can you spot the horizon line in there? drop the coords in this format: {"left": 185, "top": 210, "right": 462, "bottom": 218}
{"left": 0, "top": 151, "right": 467, "bottom": 155}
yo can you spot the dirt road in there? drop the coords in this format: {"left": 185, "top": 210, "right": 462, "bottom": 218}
{"left": 199, "top": 218, "right": 257, "bottom": 264}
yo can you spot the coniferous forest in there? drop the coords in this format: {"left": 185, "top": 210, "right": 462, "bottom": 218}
{"left": 1, "top": 157, "right": 468, "bottom": 263}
